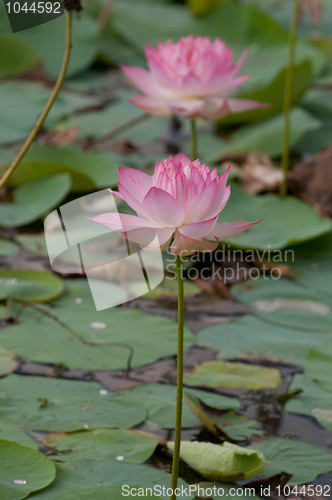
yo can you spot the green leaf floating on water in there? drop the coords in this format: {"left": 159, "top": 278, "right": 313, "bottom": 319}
{"left": 0, "top": 375, "right": 146, "bottom": 432}
{"left": 0, "top": 175, "right": 71, "bottom": 228}
{"left": 51, "top": 486, "right": 160, "bottom": 500}
{"left": 0, "top": 269, "right": 63, "bottom": 303}
{"left": 0, "top": 416, "right": 36, "bottom": 450}
{"left": 219, "top": 183, "right": 332, "bottom": 250}
{"left": 47, "top": 429, "right": 159, "bottom": 464}
{"left": 0, "top": 35, "right": 39, "bottom": 79}
{"left": 0, "top": 439, "right": 55, "bottom": 500}
{"left": 166, "top": 441, "right": 266, "bottom": 482}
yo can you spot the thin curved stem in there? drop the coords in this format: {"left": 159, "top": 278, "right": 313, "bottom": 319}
{"left": 190, "top": 119, "right": 197, "bottom": 160}
{"left": 280, "top": 0, "right": 299, "bottom": 197}
{"left": 0, "top": 11, "right": 73, "bottom": 191}
{"left": 170, "top": 255, "right": 184, "bottom": 500}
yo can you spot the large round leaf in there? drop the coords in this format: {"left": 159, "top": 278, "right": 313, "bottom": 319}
{"left": 0, "top": 439, "right": 55, "bottom": 500}
{"left": 28, "top": 461, "right": 192, "bottom": 500}
{"left": 291, "top": 251, "right": 332, "bottom": 299}
{"left": 226, "top": 108, "right": 319, "bottom": 157}
{"left": 285, "top": 374, "right": 332, "bottom": 419}
{"left": 250, "top": 437, "right": 332, "bottom": 484}
{"left": 196, "top": 315, "right": 328, "bottom": 366}
{"left": 0, "top": 175, "right": 71, "bottom": 228}
{"left": 6, "top": 146, "right": 122, "bottom": 192}
{"left": 0, "top": 35, "right": 38, "bottom": 79}
{"left": 221, "top": 60, "right": 312, "bottom": 125}
{"left": 305, "top": 341, "right": 332, "bottom": 392}
{"left": 232, "top": 277, "right": 332, "bottom": 332}
{"left": 117, "top": 383, "right": 240, "bottom": 429}
{"left": 184, "top": 361, "right": 281, "bottom": 390}
{"left": 48, "top": 429, "right": 159, "bottom": 464}
{"left": 53, "top": 487, "right": 160, "bottom": 500}
{"left": 0, "top": 81, "right": 100, "bottom": 145}
{"left": 0, "top": 375, "right": 146, "bottom": 432}
{"left": 16, "top": 13, "right": 99, "bottom": 79}
{"left": 218, "top": 183, "right": 332, "bottom": 250}
{"left": 0, "top": 417, "right": 36, "bottom": 450}
{"left": 0, "top": 294, "right": 193, "bottom": 370}
{"left": 213, "top": 412, "right": 263, "bottom": 441}
{"left": 0, "top": 270, "right": 63, "bottom": 303}
{"left": 285, "top": 374, "right": 332, "bottom": 433}
{"left": 60, "top": 99, "right": 144, "bottom": 140}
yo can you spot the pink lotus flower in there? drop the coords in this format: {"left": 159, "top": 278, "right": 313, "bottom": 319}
{"left": 121, "top": 35, "right": 264, "bottom": 119}
{"left": 91, "top": 154, "right": 261, "bottom": 256}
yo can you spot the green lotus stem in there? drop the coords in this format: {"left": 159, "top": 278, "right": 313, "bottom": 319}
{"left": 191, "top": 119, "right": 197, "bottom": 160}
{"left": 170, "top": 255, "right": 184, "bottom": 500}
{"left": 0, "top": 11, "right": 73, "bottom": 191}
{"left": 280, "top": 0, "right": 299, "bottom": 197}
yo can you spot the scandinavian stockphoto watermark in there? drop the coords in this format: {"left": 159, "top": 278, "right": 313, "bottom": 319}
{"left": 164, "top": 245, "right": 295, "bottom": 282}
{"left": 3, "top": 0, "right": 64, "bottom": 33}
{"left": 44, "top": 191, "right": 293, "bottom": 310}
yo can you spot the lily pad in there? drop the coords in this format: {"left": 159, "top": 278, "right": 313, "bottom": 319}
{"left": 0, "top": 375, "right": 146, "bottom": 432}
{"left": 185, "top": 393, "right": 262, "bottom": 441}
{"left": 218, "top": 183, "right": 332, "bottom": 250}
{"left": 53, "top": 487, "right": 160, "bottom": 500}
{"left": 0, "top": 81, "right": 100, "bottom": 145}
{"left": 17, "top": 13, "right": 99, "bottom": 79}
{"left": 0, "top": 35, "right": 39, "bottom": 79}
{"left": 6, "top": 146, "right": 122, "bottom": 192}
{"left": 232, "top": 278, "right": 332, "bottom": 332}
{"left": 291, "top": 231, "right": 332, "bottom": 259}
{"left": 0, "top": 175, "right": 71, "bottom": 228}
{"left": 0, "top": 302, "right": 194, "bottom": 370}
{"left": 167, "top": 441, "right": 266, "bottom": 482}
{"left": 0, "top": 417, "right": 36, "bottom": 449}
{"left": 291, "top": 257, "right": 332, "bottom": 298}
{"left": 28, "top": 461, "right": 192, "bottom": 500}
{"left": 61, "top": 99, "right": 144, "bottom": 140}
{"left": 295, "top": 124, "right": 332, "bottom": 155}
{"left": 48, "top": 429, "right": 159, "bottom": 464}
{"left": 117, "top": 383, "right": 240, "bottom": 429}
{"left": 250, "top": 437, "right": 332, "bottom": 484}
{"left": 285, "top": 375, "right": 332, "bottom": 434}
{"left": 305, "top": 341, "right": 332, "bottom": 392}
{"left": 184, "top": 361, "right": 281, "bottom": 390}
{"left": 285, "top": 374, "right": 332, "bottom": 418}
{"left": 221, "top": 59, "right": 313, "bottom": 125}
{"left": 196, "top": 315, "right": 328, "bottom": 366}
{"left": 0, "top": 439, "right": 55, "bottom": 500}
{"left": 0, "top": 270, "right": 63, "bottom": 303}
{"left": 213, "top": 412, "right": 263, "bottom": 441}
{"left": 227, "top": 108, "right": 320, "bottom": 157}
